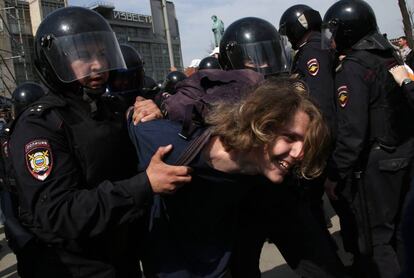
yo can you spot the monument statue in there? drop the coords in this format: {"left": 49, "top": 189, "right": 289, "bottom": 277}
{"left": 211, "top": 15, "right": 224, "bottom": 47}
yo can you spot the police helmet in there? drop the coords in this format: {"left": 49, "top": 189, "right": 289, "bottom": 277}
{"left": 198, "top": 56, "right": 221, "bottom": 70}
{"left": 12, "top": 82, "right": 46, "bottom": 118}
{"left": 322, "top": 0, "right": 378, "bottom": 53}
{"left": 34, "top": 6, "right": 126, "bottom": 91}
{"left": 163, "top": 71, "right": 187, "bottom": 94}
{"left": 141, "top": 76, "right": 160, "bottom": 99}
{"left": 219, "top": 17, "right": 289, "bottom": 76}
{"left": 279, "top": 5, "right": 322, "bottom": 50}
{"left": 109, "top": 44, "right": 145, "bottom": 95}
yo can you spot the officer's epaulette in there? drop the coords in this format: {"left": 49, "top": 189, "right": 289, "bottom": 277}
{"left": 25, "top": 94, "right": 67, "bottom": 117}
{"left": 11, "top": 94, "right": 67, "bottom": 134}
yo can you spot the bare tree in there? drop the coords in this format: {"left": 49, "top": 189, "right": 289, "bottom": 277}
{"left": 398, "top": 0, "right": 413, "bottom": 48}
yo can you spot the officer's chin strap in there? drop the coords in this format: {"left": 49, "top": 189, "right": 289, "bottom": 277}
{"left": 81, "top": 86, "right": 106, "bottom": 118}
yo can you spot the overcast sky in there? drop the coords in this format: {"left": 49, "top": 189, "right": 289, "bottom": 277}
{"left": 68, "top": 0, "right": 411, "bottom": 67}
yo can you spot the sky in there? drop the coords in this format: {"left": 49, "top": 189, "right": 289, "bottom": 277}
{"left": 68, "top": 0, "right": 412, "bottom": 67}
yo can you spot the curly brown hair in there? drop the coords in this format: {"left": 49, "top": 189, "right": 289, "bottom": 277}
{"left": 205, "top": 77, "right": 330, "bottom": 179}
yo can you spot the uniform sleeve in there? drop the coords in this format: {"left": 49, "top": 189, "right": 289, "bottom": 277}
{"left": 9, "top": 110, "right": 153, "bottom": 240}
{"left": 297, "top": 48, "right": 336, "bottom": 132}
{"left": 328, "top": 61, "right": 371, "bottom": 181}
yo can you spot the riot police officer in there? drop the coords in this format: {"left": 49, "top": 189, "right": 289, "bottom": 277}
{"left": 322, "top": 1, "right": 414, "bottom": 277}
{"left": 279, "top": 4, "right": 335, "bottom": 133}
{"left": 141, "top": 75, "right": 160, "bottom": 99}
{"left": 11, "top": 82, "right": 46, "bottom": 119}
{"left": 8, "top": 7, "right": 191, "bottom": 278}
{"left": 219, "top": 17, "right": 290, "bottom": 76}
{"left": 198, "top": 56, "right": 221, "bottom": 70}
{"left": 279, "top": 3, "right": 336, "bottom": 241}
{"left": 0, "top": 82, "right": 46, "bottom": 272}
{"left": 108, "top": 44, "right": 145, "bottom": 106}
{"left": 163, "top": 70, "right": 187, "bottom": 94}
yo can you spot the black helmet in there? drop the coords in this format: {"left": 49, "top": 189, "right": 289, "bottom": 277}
{"left": 198, "top": 56, "right": 221, "bottom": 70}
{"left": 163, "top": 71, "right": 187, "bottom": 94}
{"left": 141, "top": 76, "right": 160, "bottom": 99}
{"left": 12, "top": 82, "right": 46, "bottom": 118}
{"left": 108, "top": 44, "right": 145, "bottom": 96}
{"left": 322, "top": 0, "right": 378, "bottom": 53}
{"left": 34, "top": 6, "right": 126, "bottom": 92}
{"left": 279, "top": 5, "right": 322, "bottom": 50}
{"left": 219, "top": 17, "right": 289, "bottom": 76}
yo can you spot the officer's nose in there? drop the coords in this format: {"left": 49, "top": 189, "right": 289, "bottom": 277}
{"left": 90, "top": 56, "right": 105, "bottom": 72}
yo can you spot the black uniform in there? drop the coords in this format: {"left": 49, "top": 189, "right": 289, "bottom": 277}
{"left": 328, "top": 45, "right": 414, "bottom": 278}
{"left": 292, "top": 31, "right": 335, "bottom": 132}
{"left": 9, "top": 91, "right": 152, "bottom": 278}
{"left": 292, "top": 31, "right": 336, "bottom": 227}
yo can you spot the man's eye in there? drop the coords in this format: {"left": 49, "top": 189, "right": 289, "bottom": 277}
{"left": 281, "top": 135, "right": 295, "bottom": 143}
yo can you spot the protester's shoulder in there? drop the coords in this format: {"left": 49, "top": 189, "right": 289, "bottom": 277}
{"left": 134, "top": 119, "right": 182, "bottom": 138}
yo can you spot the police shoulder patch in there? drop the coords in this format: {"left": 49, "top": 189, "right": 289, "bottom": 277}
{"left": 1, "top": 140, "right": 9, "bottom": 158}
{"left": 307, "top": 58, "right": 319, "bottom": 76}
{"left": 337, "top": 85, "right": 349, "bottom": 108}
{"left": 25, "top": 139, "right": 53, "bottom": 181}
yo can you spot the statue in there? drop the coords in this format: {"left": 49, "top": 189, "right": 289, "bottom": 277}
{"left": 211, "top": 15, "right": 224, "bottom": 47}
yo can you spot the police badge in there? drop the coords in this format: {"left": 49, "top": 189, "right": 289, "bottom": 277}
{"left": 337, "top": 85, "right": 349, "bottom": 108}
{"left": 307, "top": 58, "right": 319, "bottom": 76}
{"left": 25, "top": 139, "right": 53, "bottom": 181}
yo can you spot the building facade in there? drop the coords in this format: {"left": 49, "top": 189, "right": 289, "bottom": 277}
{"left": 92, "top": 1, "right": 183, "bottom": 81}
{"left": 0, "top": 0, "right": 66, "bottom": 97}
{"left": 0, "top": 0, "right": 183, "bottom": 97}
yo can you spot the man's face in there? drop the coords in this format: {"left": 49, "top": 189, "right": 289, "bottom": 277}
{"left": 256, "top": 110, "right": 309, "bottom": 183}
{"left": 398, "top": 38, "right": 408, "bottom": 48}
{"left": 69, "top": 45, "right": 109, "bottom": 89}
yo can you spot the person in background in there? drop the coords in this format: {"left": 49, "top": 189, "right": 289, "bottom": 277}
{"left": 108, "top": 44, "right": 145, "bottom": 107}
{"left": 398, "top": 36, "right": 412, "bottom": 62}
{"left": 184, "top": 59, "right": 201, "bottom": 77}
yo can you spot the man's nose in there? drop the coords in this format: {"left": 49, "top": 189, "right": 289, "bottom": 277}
{"left": 290, "top": 141, "right": 304, "bottom": 160}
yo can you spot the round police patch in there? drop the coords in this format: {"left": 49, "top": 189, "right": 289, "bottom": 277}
{"left": 25, "top": 139, "right": 53, "bottom": 181}
{"left": 337, "top": 85, "right": 348, "bottom": 108}
{"left": 307, "top": 58, "right": 319, "bottom": 76}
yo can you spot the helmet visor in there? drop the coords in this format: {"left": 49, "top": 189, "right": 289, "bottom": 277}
{"left": 226, "top": 40, "right": 290, "bottom": 76}
{"left": 44, "top": 31, "right": 126, "bottom": 83}
{"left": 321, "top": 22, "right": 338, "bottom": 50}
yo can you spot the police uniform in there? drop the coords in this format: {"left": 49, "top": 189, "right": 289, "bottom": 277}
{"left": 9, "top": 91, "right": 152, "bottom": 278}
{"left": 292, "top": 31, "right": 336, "bottom": 230}
{"left": 328, "top": 42, "right": 414, "bottom": 277}
{"left": 292, "top": 31, "right": 335, "bottom": 132}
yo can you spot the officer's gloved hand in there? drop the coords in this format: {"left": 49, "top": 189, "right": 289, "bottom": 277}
{"left": 146, "top": 144, "right": 192, "bottom": 194}
{"left": 133, "top": 96, "right": 163, "bottom": 124}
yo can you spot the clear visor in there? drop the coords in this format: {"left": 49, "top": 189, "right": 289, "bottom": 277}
{"left": 44, "top": 31, "right": 126, "bottom": 83}
{"left": 227, "top": 40, "right": 290, "bottom": 76}
{"left": 321, "top": 23, "right": 337, "bottom": 50}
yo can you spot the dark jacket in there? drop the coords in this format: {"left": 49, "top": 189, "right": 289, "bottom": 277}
{"left": 129, "top": 119, "right": 253, "bottom": 278}
{"left": 292, "top": 32, "right": 336, "bottom": 133}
